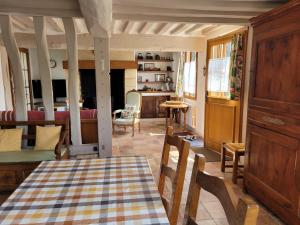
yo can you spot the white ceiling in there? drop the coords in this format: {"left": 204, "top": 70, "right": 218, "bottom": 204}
{"left": 0, "top": 0, "right": 288, "bottom": 37}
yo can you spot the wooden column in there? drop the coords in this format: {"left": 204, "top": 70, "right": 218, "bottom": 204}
{"left": 0, "top": 15, "right": 27, "bottom": 121}
{"left": 62, "top": 18, "right": 82, "bottom": 145}
{"left": 94, "top": 37, "right": 112, "bottom": 157}
{"left": 33, "top": 16, "right": 54, "bottom": 120}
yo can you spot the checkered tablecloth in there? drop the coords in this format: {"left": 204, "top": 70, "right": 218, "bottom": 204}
{"left": 0, "top": 156, "right": 169, "bottom": 225}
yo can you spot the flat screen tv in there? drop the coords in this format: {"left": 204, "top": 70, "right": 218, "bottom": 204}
{"left": 32, "top": 79, "right": 67, "bottom": 99}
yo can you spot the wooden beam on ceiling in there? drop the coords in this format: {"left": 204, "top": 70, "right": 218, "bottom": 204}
{"left": 113, "top": 0, "right": 285, "bottom": 12}
{"left": 138, "top": 22, "right": 153, "bottom": 34}
{"left": 122, "top": 21, "right": 135, "bottom": 34}
{"left": 0, "top": 0, "right": 82, "bottom": 17}
{"left": 170, "top": 24, "right": 191, "bottom": 35}
{"left": 184, "top": 24, "right": 204, "bottom": 35}
{"left": 114, "top": 13, "right": 250, "bottom": 25}
{"left": 201, "top": 25, "right": 221, "bottom": 35}
{"left": 11, "top": 16, "right": 28, "bottom": 31}
{"left": 113, "top": 4, "right": 259, "bottom": 19}
{"left": 154, "top": 23, "right": 174, "bottom": 35}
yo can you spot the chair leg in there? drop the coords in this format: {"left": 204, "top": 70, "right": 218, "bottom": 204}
{"left": 138, "top": 122, "right": 141, "bottom": 132}
{"left": 232, "top": 152, "right": 239, "bottom": 184}
{"left": 124, "top": 126, "right": 126, "bottom": 132}
{"left": 132, "top": 125, "right": 135, "bottom": 137}
{"left": 112, "top": 124, "right": 115, "bottom": 134}
{"left": 221, "top": 144, "right": 226, "bottom": 172}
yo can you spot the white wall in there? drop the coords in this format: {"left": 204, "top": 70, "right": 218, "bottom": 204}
{"left": 29, "top": 48, "right": 66, "bottom": 80}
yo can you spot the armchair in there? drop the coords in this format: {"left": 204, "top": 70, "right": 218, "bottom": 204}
{"left": 112, "top": 91, "right": 141, "bottom": 137}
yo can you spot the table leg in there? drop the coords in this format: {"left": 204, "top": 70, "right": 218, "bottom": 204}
{"left": 169, "top": 108, "right": 173, "bottom": 126}
{"left": 165, "top": 109, "right": 168, "bottom": 128}
{"left": 183, "top": 111, "right": 187, "bottom": 130}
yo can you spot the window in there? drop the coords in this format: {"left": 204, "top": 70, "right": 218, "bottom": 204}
{"left": 183, "top": 52, "right": 198, "bottom": 99}
{"left": 207, "top": 39, "right": 232, "bottom": 98}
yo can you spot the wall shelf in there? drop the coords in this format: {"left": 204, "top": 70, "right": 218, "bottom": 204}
{"left": 137, "top": 70, "right": 174, "bottom": 73}
{"left": 138, "top": 81, "right": 165, "bottom": 84}
{"left": 136, "top": 59, "right": 173, "bottom": 62}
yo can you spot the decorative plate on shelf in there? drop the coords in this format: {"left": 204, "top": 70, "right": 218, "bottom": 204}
{"left": 50, "top": 59, "right": 57, "bottom": 68}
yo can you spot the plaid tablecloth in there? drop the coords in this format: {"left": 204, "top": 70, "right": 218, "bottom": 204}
{"left": 0, "top": 156, "right": 169, "bottom": 225}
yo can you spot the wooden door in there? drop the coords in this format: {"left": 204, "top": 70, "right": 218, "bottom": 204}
{"left": 156, "top": 96, "right": 170, "bottom": 118}
{"left": 204, "top": 34, "right": 246, "bottom": 153}
{"left": 245, "top": 2, "right": 300, "bottom": 224}
{"left": 141, "top": 96, "right": 156, "bottom": 118}
{"left": 205, "top": 98, "right": 240, "bottom": 152}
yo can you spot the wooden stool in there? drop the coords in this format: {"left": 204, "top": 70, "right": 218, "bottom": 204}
{"left": 221, "top": 143, "right": 245, "bottom": 184}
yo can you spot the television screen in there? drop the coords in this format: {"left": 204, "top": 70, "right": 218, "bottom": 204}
{"left": 32, "top": 79, "right": 67, "bottom": 99}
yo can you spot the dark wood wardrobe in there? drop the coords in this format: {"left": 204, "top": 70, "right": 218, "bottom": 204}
{"left": 244, "top": 1, "right": 300, "bottom": 224}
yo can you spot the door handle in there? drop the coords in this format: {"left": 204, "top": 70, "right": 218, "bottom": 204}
{"left": 262, "top": 116, "right": 285, "bottom": 126}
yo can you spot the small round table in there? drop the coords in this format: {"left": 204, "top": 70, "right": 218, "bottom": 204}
{"left": 160, "top": 102, "right": 189, "bottom": 130}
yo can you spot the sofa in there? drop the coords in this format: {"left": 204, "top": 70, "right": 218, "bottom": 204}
{"left": 0, "top": 120, "right": 70, "bottom": 192}
{"left": 0, "top": 110, "right": 98, "bottom": 144}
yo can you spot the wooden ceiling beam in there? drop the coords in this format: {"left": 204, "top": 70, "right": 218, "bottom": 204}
{"left": 113, "top": 4, "right": 259, "bottom": 18}
{"left": 170, "top": 24, "right": 191, "bottom": 35}
{"left": 154, "top": 23, "right": 174, "bottom": 35}
{"left": 184, "top": 24, "right": 204, "bottom": 35}
{"left": 122, "top": 21, "right": 135, "bottom": 34}
{"left": 113, "top": 13, "right": 249, "bottom": 25}
{"left": 0, "top": 0, "right": 82, "bottom": 17}
{"left": 113, "top": 0, "right": 285, "bottom": 12}
{"left": 138, "top": 22, "right": 153, "bottom": 34}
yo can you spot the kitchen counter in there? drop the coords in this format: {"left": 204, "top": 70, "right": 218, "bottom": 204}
{"left": 138, "top": 91, "right": 175, "bottom": 96}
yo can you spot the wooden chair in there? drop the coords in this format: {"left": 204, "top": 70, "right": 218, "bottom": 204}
{"left": 158, "top": 126, "right": 190, "bottom": 225}
{"left": 221, "top": 143, "right": 245, "bottom": 184}
{"left": 184, "top": 154, "right": 259, "bottom": 225}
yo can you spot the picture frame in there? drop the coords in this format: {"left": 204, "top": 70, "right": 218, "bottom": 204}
{"left": 155, "top": 74, "right": 165, "bottom": 82}
{"left": 144, "top": 63, "right": 155, "bottom": 71}
{"left": 137, "top": 76, "right": 142, "bottom": 82}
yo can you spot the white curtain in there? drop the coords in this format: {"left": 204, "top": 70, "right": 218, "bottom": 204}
{"left": 207, "top": 57, "right": 231, "bottom": 93}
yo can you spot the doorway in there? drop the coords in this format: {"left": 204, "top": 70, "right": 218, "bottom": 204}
{"left": 110, "top": 69, "right": 125, "bottom": 112}
{"left": 80, "top": 69, "right": 96, "bottom": 109}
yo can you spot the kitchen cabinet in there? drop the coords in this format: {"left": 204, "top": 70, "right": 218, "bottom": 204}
{"left": 141, "top": 95, "right": 170, "bottom": 118}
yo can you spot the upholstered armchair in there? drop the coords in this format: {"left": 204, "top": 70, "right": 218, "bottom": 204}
{"left": 112, "top": 91, "right": 141, "bottom": 137}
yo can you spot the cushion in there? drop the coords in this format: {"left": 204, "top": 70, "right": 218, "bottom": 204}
{"left": 0, "top": 128, "right": 23, "bottom": 152}
{"left": 121, "top": 104, "right": 136, "bottom": 119}
{"left": 114, "top": 118, "right": 140, "bottom": 125}
{"left": 0, "top": 147, "right": 68, "bottom": 163}
{"left": 34, "top": 126, "right": 62, "bottom": 150}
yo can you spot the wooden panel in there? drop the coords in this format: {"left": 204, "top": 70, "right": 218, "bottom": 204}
{"left": 141, "top": 96, "right": 156, "bottom": 118}
{"left": 245, "top": 124, "right": 300, "bottom": 224}
{"left": 0, "top": 171, "right": 17, "bottom": 191}
{"left": 204, "top": 98, "right": 240, "bottom": 152}
{"left": 81, "top": 119, "right": 98, "bottom": 144}
{"left": 63, "top": 60, "right": 137, "bottom": 70}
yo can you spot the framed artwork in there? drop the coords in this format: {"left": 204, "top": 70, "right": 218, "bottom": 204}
{"left": 144, "top": 63, "right": 155, "bottom": 71}
{"left": 155, "top": 74, "right": 165, "bottom": 82}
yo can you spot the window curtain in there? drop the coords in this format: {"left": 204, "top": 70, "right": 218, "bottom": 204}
{"left": 175, "top": 52, "right": 185, "bottom": 97}
{"left": 229, "top": 34, "right": 245, "bottom": 100}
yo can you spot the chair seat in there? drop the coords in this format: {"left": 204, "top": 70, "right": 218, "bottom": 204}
{"left": 223, "top": 143, "right": 245, "bottom": 152}
{"left": 113, "top": 118, "right": 140, "bottom": 125}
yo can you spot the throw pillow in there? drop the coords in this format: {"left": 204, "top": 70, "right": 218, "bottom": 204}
{"left": 34, "top": 126, "right": 62, "bottom": 150}
{"left": 0, "top": 128, "right": 23, "bottom": 152}
{"left": 121, "top": 104, "right": 136, "bottom": 119}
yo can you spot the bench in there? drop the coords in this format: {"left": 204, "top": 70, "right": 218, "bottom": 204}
{"left": 0, "top": 120, "right": 70, "bottom": 193}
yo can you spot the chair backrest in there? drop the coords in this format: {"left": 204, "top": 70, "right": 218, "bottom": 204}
{"left": 184, "top": 154, "right": 259, "bottom": 225}
{"left": 158, "top": 126, "right": 190, "bottom": 225}
{"left": 126, "top": 91, "right": 141, "bottom": 110}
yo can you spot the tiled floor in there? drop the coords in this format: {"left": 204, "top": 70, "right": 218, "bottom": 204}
{"left": 110, "top": 119, "right": 286, "bottom": 225}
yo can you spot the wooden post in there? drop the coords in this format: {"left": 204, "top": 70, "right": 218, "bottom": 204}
{"left": 63, "top": 18, "right": 82, "bottom": 145}
{"left": 94, "top": 37, "right": 112, "bottom": 157}
{"left": 0, "top": 15, "right": 27, "bottom": 121}
{"left": 33, "top": 16, "right": 54, "bottom": 121}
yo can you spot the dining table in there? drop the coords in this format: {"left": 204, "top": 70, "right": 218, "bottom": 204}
{"left": 0, "top": 156, "right": 169, "bottom": 225}
{"left": 160, "top": 101, "right": 189, "bottom": 130}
